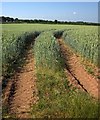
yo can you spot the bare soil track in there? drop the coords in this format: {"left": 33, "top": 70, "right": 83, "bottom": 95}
{"left": 3, "top": 44, "right": 38, "bottom": 118}
{"left": 58, "top": 39, "right": 99, "bottom": 99}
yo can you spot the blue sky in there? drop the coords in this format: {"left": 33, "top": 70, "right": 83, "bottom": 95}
{"left": 2, "top": 2, "right": 98, "bottom": 23}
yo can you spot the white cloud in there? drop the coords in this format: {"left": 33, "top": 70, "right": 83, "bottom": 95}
{"left": 73, "top": 12, "right": 77, "bottom": 15}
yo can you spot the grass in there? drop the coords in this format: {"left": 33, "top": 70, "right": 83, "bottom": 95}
{"left": 86, "top": 66, "right": 94, "bottom": 75}
{"left": 31, "top": 67, "right": 99, "bottom": 118}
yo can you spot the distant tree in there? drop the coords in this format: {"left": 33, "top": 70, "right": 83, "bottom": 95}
{"left": 15, "top": 18, "right": 19, "bottom": 23}
{"left": 34, "top": 19, "right": 38, "bottom": 23}
{"left": 54, "top": 20, "right": 58, "bottom": 24}
{"left": 6, "top": 17, "right": 11, "bottom": 22}
{"left": 1, "top": 16, "right": 6, "bottom": 23}
{"left": 0, "top": 16, "right": 99, "bottom": 26}
{"left": 10, "top": 18, "right": 14, "bottom": 22}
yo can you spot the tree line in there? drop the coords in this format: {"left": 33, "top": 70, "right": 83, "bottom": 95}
{"left": 0, "top": 16, "right": 99, "bottom": 26}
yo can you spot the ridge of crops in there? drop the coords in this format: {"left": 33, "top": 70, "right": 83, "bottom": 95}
{"left": 2, "top": 30, "right": 40, "bottom": 88}
{"left": 63, "top": 26, "right": 98, "bottom": 65}
{"left": 34, "top": 31, "right": 65, "bottom": 71}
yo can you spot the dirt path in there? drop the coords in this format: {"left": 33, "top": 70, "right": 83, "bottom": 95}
{"left": 58, "top": 39, "right": 99, "bottom": 99}
{"left": 3, "top": 46, "right": 38, "bottom": 118}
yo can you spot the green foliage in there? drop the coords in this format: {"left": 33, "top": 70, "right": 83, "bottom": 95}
{"left": 31, "top": 68, "right": 99, "bottom": 118}
{"left": 53, "top": 30, "right": 64, "bottom": 39}
{"left": 34, "top": 31, "right": 65, "bottom": 71}
{"left": 2, "top": 31, "right": 40, "bottom": 89}
{"left": 63, "top": 26, "right": 98, "bottom": 65}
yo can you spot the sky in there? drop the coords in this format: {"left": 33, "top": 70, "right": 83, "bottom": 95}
{"left": 1, "top": 2, "right": 98, "bottom": 23}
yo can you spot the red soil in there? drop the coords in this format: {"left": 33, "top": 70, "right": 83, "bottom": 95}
{"left": 58, "top": 39, "right": 99, "bottom": 99}
{"left": 3, "top": 48, "right": 38, "bottom": 118}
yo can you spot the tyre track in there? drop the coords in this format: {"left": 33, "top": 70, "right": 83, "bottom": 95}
{"left": 57, "top": 39, "right": 99, "bottom": 99}
{"left": 3, "top": 44, "right": 38, "bottom": 118}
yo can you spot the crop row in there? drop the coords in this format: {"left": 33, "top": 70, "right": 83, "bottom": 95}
{"left": 34, "top": 31, "right": 64, "bottom": 71}
{"left": 2, "top": 31, "right": 40, "bottom": 87}
{"left": 63, "top": 26, "right": 98, "bottom": 65}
